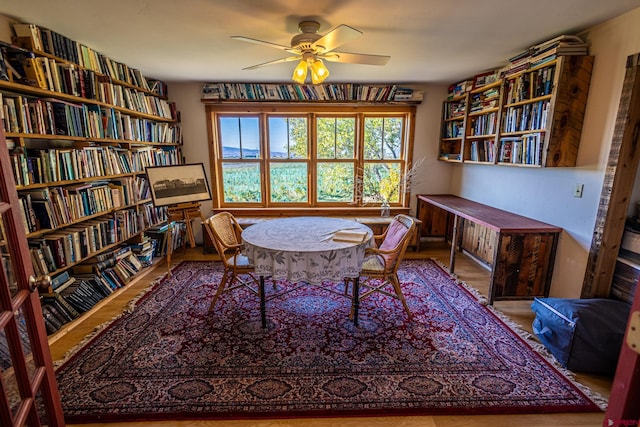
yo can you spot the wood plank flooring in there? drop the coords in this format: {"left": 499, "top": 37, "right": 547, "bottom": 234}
{"left": 54, "top": 242, "right": 610, "bottom": 427}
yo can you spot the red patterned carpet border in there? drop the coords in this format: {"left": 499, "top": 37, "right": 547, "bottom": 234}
{"left": 55, "top": 259, "right": 600, "bottom": 423}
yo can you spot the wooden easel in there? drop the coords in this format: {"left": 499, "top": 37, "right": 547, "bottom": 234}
{"left": 166, "top": 201, "right": 203, "bottom": 275}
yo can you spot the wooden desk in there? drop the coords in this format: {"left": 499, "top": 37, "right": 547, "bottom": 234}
{"left": 416, "top": 194, "right": 562, "bottom": 304}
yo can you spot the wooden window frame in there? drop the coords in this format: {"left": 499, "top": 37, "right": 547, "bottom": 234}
{"left": 205, "top": 103, "right": 416, "bottom": 216}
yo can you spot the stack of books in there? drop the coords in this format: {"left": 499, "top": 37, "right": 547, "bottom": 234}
{"left": 529, "top": 35, "right": 589, "bottom": 66}
{"left": 39, "top": 269, "right": 114, "bottom": 334}
{"left": 503, "top": 35, "right": 589, "bottom": 76}
{"left": 447, "top": 80, "right": 473, "bottom": 99}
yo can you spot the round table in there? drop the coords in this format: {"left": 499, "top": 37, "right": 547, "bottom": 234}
{"left": 241, "top": 217, "right": 373, "bottom": 326}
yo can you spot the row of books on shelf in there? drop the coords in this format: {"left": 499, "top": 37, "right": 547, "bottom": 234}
{"left": 446, "top": 35, "right": 587, "bottom": 99}
{"left": 469, "top": 87, "right": 499, "bottom": 112}
{"left": 468, "top": 112, "right": 497, "bottom": 136}
{"left": 503, "top": 65, "right": 555, "bottom": 104}
{"left": 38, "top": 241, "right": 156, "bottom": 334}
{"left": 146, "top": 221, "right": 186, "bottom": 257}
{"left": 468, "top": 139, "right": 496, "bottom": 163}
{"left": 0, "top": 42, "right": 176, "bottom": 121}
{"left": 502, "top": 100, "right": 550, "bottom": 133}
{"left": 202, "top": 82, "right": 423, "bottom": 103}
{"left": 498, "top": 134, "right": 544, "bottom": 165}
{"left": 9, "top": 22, "right": 167, "bottom": 96}
{"left": 27, "top": 204, "right": 167, "bottom": 276}
{"left": 29, "top": 217, "right": 119, "bottom": 274}
{"left": 442, "top": 121, "right": 464, "bottom": 139}
{"left": 19, "top": 179, "right": 162, "bottom": 235}
{"left": 20, "top": 182, "right": 135, "bottom": 231}
{"left": 444, "top": 99, "right": 466, "bottom": 120}
{"left": 9, "top": 144, "right": 181, "bottom": 187}
{"left": 1, "top": 92, "right": 181, "bottom": 143}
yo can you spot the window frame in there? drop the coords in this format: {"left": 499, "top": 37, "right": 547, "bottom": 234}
{"left": 205, "top": 103, "right": 416, "bottom": 215}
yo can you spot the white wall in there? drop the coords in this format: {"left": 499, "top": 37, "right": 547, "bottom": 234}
{"left": 170, "top": 7, "right": 640, "bottom": 297}
{"left": 167, "top": 82, "right": 453, "bottom": 243}
{"left": 449, "top": 6, "right": 640, "bottom": 298}
{"left": 165, "top": 83, "right": 210, "bottom": 243}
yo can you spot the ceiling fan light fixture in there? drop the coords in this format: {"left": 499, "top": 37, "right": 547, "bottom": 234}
{"left": 292, "top": 59, "right": 308, "bottom": 84}
{"left": 310, "top": 58, "right": 329, "bottom": 84}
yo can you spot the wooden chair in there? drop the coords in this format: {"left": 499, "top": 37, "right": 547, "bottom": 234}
{"left": 203, "top": 212, "right": 258, "bottom": 311}
{"left": 345, "top": 214, "right": 417, "bottom": 319}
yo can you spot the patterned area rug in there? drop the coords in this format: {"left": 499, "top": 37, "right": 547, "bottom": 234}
{"left": 55, "top": 259, "right": 601, "bottom": 423}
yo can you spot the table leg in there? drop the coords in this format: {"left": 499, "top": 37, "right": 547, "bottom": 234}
{"left": 259, "top": 275, "right": 266, "bottom": 328}
{"left": 353, "top": 277, "right": 360, "bottom": 327}
{"left": 449, "top": 214, "right": 460, "bottom": 274}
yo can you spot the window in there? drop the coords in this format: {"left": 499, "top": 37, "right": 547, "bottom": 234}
{"left": 208, "top": 104, "right": 415, "bottom": 211}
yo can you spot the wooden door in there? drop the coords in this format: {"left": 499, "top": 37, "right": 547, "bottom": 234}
{"left": 0, "top": 130, "right": 65, "bottom": 425}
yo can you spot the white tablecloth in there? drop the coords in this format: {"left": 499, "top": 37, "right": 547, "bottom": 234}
{"left": 242, "top": 217, "right": 373, "bottom": 284}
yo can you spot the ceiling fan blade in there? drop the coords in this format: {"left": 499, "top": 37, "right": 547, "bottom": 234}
{"left": 322, "top": 51, "right": 391, "bottom": 66}
{"left": 242, "top": 56, "right": 301, "bottom": 70}
{"left": 231, "top": 36, "right": 297, "bottom": 53}
{"left": 312, "top": 24, "right": 362, "bottom": 53}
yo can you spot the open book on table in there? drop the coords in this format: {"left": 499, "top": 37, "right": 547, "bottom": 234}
{"left": 333, "top": 230, "right": 369, "bottom": 243}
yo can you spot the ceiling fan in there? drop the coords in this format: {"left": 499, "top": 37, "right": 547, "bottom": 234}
{"left": 231, "top": 20, "right": 391, "bottom": 84}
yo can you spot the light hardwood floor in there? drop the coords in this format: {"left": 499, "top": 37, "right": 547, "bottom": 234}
{"left": 52, "top": 242, "right": 611, "bottom": 427}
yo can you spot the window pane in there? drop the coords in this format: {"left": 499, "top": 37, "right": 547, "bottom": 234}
{"left": 268, "top": 117, "right": 287, "bottom": 158}
{"left": 221, "top": 162, "right": 261, "bottom": 202}
{"left": 317, "top": 163, "right": 354, "bottom": 202}
{"left": 219, "top": 117, "right": 260, "bottom": 159}
{"left": 317, "top": 117, "right": 355, "bottom": 159}
{"left": 364, "top": 117, "right": 383, "bottom": 159}
{"left": 268, "top": 117, "right": 308, "bottom": 159}
{"left": 270, "top": 162, "right": 308, "bottom": 203}
{"left": 383, "top": 118, "right": 403, "bottom": 159}
{"left": 364, "top": 117, "right": 404, "bottom": 160}
{"left": 289, "top": 118, "right": 308, "bottom": 159}
{"left": 363, "top": 163, "right": 402, "bottom": 204}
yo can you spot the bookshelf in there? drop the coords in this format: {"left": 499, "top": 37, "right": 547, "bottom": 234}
{"left": 438, "top": 55, "right": 593, "bottom": 167}
{"left": 438, "top": 93, "right": 468, "bottom": 162}
{"left": 0, "top": 21, "right": 183, "bottom": 336}
{"left": 202, "top": 82, "right": 424, "bottom": 103}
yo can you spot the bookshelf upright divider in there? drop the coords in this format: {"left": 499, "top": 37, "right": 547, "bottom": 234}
{"left": 1, "top": 21, "right": 183, "bottom": 338}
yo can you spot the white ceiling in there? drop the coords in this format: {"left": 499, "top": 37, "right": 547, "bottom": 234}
{"left": 1, "top": 0, "right": 639, "bottom": 85}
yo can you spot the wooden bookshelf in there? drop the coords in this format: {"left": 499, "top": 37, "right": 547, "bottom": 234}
{"left": 438, "top": 55, "right": 593, "bottom": 167}
{"left": 438, "top": 94, "right": 468, "bottom": 162}
{"left": 202, "top": 82, "right": 423, "bottom": 103}
{"left": 45, "top": 255, "right": 165, "bottom": 345}
{"left": 1, "top": 21, "right": 184, "bottom": 336}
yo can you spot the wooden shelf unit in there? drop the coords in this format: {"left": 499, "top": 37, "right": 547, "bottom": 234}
{"left": 438, "top": 55, "right": 593, "bottom": 167}
{"left": 1, "top": 22, "right": 184, "bottom": 336}
{"left": 438, "top": 94, "right": 468, "bottom": 162}
{"left": 416, "top": 194, "right": 562, "bottom": 304}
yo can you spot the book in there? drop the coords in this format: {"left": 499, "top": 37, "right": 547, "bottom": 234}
{"left": 333, "top": 230, "right": 369, "bottom": 243}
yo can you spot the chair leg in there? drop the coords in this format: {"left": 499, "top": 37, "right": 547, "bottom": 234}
{"left": 209, "top": 269, "right": 231, "bottom": 312}
{"left": 390, "top": 275, "right": 412, "bottom": 319}
{"left": 343, "top": 277, "right": 351, "bottom": 295}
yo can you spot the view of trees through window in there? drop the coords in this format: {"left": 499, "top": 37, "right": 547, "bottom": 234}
{"left": 211, "top": 107, "right": 413, "bottom": 208}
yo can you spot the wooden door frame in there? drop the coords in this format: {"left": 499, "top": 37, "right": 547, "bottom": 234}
{"left": 583, "top": 53, "right": 640, "bottom": 298}
{"left": 0, "top": 128, "right": 65, "bottom": 424}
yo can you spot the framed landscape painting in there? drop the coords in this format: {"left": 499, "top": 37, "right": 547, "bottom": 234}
{"left": 146, "top": 163, "right": 212, "bottom": 207}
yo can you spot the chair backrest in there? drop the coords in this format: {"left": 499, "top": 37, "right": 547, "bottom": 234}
{"left": 377, "top": 214, "right": 416, "bottom": 271}
{"left": 204, "top": 212, "right": 242, "bottom": 263}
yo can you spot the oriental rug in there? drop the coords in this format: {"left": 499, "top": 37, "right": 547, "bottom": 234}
{"left": 55, "top": 259, "right": 602, "bottom": 423}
